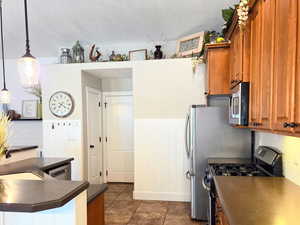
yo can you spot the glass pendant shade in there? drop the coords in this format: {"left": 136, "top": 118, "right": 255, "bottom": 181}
{"left": 0, "top": 88, "right": 10, "bottom": 104}
{"left": 18, "top": 55, "right": 40, "bottom": 88}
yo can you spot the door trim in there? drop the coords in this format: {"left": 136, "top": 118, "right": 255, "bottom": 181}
{"left": 86, "top": 87, "right": 102, "bottom": 184}
{"left": 102, "top": 91, "right": 133, "bottom": 183}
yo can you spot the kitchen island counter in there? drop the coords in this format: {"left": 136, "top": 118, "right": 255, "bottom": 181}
{"left": 0, "top": 157, "right": 89, "bottom": 213}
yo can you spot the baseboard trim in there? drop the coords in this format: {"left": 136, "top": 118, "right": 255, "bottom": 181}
{"left": 133, "top": 191, "right": 190, "bottom": 202}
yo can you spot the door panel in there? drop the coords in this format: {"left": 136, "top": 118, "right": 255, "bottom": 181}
{"left": 259, "top": 0, "right": 275, "bottom": 130}
{"left": 87, "top": 88, "right": 102, "bottom": 184}
{"left": 105, "top": 95, "right": 134, "bottom": 182}
{"left": 249, "top": 1, "right": 262, "bottom": 126}
{"left": 272, "top": 0, "right": 294, "bottom": 132}
{"left": 293, "top": 0, "right": 300, "bottom": 134}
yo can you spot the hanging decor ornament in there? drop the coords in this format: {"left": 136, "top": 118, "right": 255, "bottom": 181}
{"left": 0, "top": 0, "right": 10, "bottom": 104}
{"left": 237, "top": 0, "right": 249, "bottom": 30}
{"left": 18, "top": 0, "right": 40, "bottom": 88}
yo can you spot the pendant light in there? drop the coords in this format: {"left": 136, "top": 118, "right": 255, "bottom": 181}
{"left": 18, "top": 0, "right": 39, "bottom": 88}
{"left": 0, "top": 0, "right": 10, "bottom": 104}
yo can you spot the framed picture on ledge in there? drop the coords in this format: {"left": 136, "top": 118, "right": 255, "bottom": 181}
{"left": 129, "top": 49, "right": 147, "bottom": 61}
{"left": 22, "top": 100, "right": 38, "bottom": 119}
{"left": 177, "top": 32, "right": 204, "bottom": 57}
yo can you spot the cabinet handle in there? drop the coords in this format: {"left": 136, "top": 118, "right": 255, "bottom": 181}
{"left": 289, "top": 123, "right": 299, "bottom": 128}
{"left": 252, "top": 122, "right": 262, "bottom": 127}
{"left": 283, "top": 122, "right": 290, "bottom": 128}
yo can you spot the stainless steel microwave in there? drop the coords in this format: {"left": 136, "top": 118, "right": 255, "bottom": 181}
{"left": 229, "top": 82, "right": 249, "bottom": 126}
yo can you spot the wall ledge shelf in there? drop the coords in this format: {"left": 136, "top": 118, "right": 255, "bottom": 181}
{"left": 12, "top": 119, "right": 42, "bottom": 121}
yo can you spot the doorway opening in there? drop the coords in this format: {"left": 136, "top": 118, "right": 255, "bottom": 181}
{"left": 83, "top": 68, "right": 134, "bottom": 185}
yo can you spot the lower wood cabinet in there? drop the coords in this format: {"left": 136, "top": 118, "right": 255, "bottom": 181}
{"left": 87, "top": 193, "right": 105, "bottom": 225}
{"left": 216, "top": 198, "right": 230, "bottom": 225}
{"left": 204, "top": 43, "right": 231, "bottom": 95}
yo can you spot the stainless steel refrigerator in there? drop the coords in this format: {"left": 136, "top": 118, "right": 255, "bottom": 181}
{"left": 185, "top": 104, "right": 251, "bottom": 221}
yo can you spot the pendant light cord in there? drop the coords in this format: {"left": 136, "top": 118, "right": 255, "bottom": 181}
{"left": 24, "top": 0, "right": 30, "bottom": 55}
{"left": 0, "top": 0, "right": 7, "bottom": 90}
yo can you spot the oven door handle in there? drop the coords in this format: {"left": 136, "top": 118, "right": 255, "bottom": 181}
{"left": 202, "top": 177, "right": 211, "bottom": 192}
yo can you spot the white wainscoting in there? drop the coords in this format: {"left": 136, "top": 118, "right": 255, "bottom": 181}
{"left": 134, "top": 119, "right": 190, "bottom": 202}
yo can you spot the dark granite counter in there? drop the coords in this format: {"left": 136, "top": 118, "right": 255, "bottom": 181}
{"left": 87, "top": 184, "right": 108, "bottom": 203}
{"left": 0, "top": 157, "right": 74, "bottom": 175}
{"left": 214, "top": 176, "right": 300, "bottom": 225}
{"left": 0, "top": 179, "right": 89, "bottom": 212}
{"left": 0, "top": 157, "right": 89, "bottom": 212}
{"left": 7, "top": 145, "right": 38, "bottom": 153}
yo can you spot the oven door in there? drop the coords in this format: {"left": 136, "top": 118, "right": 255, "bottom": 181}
{"left": 202, "top": 173, "right": 216, "bottom": 225}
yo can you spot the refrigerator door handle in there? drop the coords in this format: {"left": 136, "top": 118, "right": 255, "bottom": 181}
{"left": 185, "top": 113, "right": 191, "bottom": 157}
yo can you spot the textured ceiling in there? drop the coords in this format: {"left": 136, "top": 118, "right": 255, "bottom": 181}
{"left": 2, "top": 0, "right": 238, "bottom": 58}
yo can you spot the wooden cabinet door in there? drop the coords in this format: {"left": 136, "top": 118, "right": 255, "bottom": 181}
{"left": 272, "top": 0, "right": 294, "bottom": 132}
{"left": 229, "top": 27, "right": 244, "bottom": 88}
{"left": 235, "top": 29, "right": 244, "bottom": 83}
{"left": 249, "top": 1, "right": 262, "bottom": 127}
{"left": 292, "top": 0, "right": 300, "bottom": 134}
{"left": 206, "top": 46, "right": 231, "bottom": 95}
{"left": 259, "top": 0, "right": 275, "bottom": 130}
{"left": 229, "top": 32, "right": 236, "bottom": 87}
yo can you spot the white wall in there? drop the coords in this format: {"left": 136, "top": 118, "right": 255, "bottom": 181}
{"left": 101, "top": 78, "right": 132, "bottom": 92}
{"left": 42, "top": 59, "right": 205, "bottom": 202}
{"left": 133, "top": 59, "right": 206, "bottom": 201}
{"left": 255, "top": 132, "right": 300, "bottom": 185}
{"left": 0, "top": 57, "right": 57, "bottom": 148}
{"left": 42, "top": 64, "right": 84, "bottom": 180}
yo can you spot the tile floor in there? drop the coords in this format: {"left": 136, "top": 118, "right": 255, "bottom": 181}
{"left": 105, "top": 183, "right": 205, "bottom": 225}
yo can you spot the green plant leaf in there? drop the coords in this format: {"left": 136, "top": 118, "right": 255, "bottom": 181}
{"left": 222, "top": 7, "right": 234, "bottom": 22}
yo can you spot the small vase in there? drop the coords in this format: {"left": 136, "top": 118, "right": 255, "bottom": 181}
{"left": 154, "top": 45, "right": 163, "bottom": 59}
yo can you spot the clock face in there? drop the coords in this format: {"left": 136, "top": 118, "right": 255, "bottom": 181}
{"left": 49, "top": 91, "right": 74, "bottom": 118}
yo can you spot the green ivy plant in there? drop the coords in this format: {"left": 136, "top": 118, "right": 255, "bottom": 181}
{"left": 222, "top": 7, "right": 235, "bottom": 35}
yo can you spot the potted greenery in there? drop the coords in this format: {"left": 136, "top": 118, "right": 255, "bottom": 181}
{"left": 0, "top": 113, "right": 10, "bottom": 158}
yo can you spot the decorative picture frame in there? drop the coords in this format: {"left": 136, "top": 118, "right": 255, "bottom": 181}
{"left": 176, "top": 32, "right": 205, "bottom": 57}
{"left": 22, "top": 100, "right": 38, "bottom": 119}
{"left": 129, "top": 49, "right": 147, "bottom": 61}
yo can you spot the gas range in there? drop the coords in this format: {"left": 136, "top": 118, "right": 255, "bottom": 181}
{"left": 211, "top": 164, "right": 266, "bottom": 177}
{"left": 203, "top": 146, "right": 283, "bottom": 225}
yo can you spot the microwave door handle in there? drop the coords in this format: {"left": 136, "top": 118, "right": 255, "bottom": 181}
{"left": 185, "top": 113, "right": 191, "bottom": 157}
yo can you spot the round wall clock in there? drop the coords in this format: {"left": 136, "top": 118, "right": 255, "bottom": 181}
{"left": 49, "top": 91, "right": 75, "bottom": 118}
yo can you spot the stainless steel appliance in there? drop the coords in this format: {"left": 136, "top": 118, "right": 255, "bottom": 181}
{"left": 185, "top": 104, "right": 251, "bottom": 221}
{"left": 47, "top": 163, "right": 71, "bottom": 180}
{"left": 229, "top": 82, "right": 249, "bottom": 126}
{"left": 203, "top": 146, "right": 282, "bottom": 225}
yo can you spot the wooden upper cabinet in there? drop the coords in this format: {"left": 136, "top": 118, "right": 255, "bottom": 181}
{"left": 259, "top": 0, "right": 275, "bottom": 130}
{"left": 249, "top": 1, "right": 262, "bottom": 127}
{"left": 229, "top": 26, "right": 244, "bottom": 88}
{"left": 272, "top": 0, "right": 295, "bottom": 132}
{"left": 292, "top": 0, "right": 300, "bottom": 134}
{"left": 205, "top": 43, "right": 231, "bottom": 95}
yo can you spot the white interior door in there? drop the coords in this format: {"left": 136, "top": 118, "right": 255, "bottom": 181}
{"left": 86, "top": 87, "right": 103, "bottom": 184}
{"left": 104, "top": 94, "right": 134, "bottom": 182}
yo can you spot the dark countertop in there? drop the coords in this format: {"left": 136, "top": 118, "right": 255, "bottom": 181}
{"left": 0, "top": 179, "right": 89, "bottom": 212}
{"left": 87, "top": 184, "right": 108, "bottom": 203}
{"left": 0, "top": 157, "right": 74, "bottom": 175}
{"left": 0, "top": 157, "right": 89, "bottom": 213}
{"left": 208, "top": 158, "right": 252, "bottom": 165}
{"left": 7, "top": 145, "right": 39, "bottom": 154}
{"left": 214, "top": 176, "right": 300, "bottom": 225}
